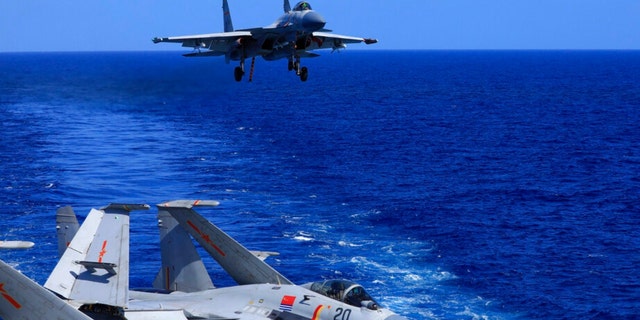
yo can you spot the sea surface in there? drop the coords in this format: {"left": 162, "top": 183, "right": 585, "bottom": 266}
{"left": 1, "top": 50, "right": 639, "bottom": 319}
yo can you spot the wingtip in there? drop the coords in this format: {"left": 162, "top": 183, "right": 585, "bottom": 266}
{"left": 152, "top": 37, "right": 163, "bottom": 44}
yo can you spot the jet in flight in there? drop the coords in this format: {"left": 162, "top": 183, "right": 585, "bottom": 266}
{"left": 0, "top": 200, "right": 406, "bottom": 320}
{"left": 153, "top": 0, "right": 378, "bottom": 82}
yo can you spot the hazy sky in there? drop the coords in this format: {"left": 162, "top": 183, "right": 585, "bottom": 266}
{"left": 1, "top": 0, "right": 639, "bottom": 52}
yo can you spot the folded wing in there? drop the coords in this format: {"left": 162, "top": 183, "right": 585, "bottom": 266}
{"left": 0, "top": 259, "right": 93, "bottom": 320}
{"left": 159, "top": 200, "right": 293, "bottom": 286}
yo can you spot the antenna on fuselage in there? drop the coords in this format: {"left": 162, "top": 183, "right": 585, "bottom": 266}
{"left": 222, "top": 0, "right": 234, "bottom": 32}
{"left": 284, "top": 0, "right": 291, "bottom": 13}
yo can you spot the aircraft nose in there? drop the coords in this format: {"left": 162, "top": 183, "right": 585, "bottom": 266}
{"left": 302, "top": 11, "right": 326, "bottom": 31}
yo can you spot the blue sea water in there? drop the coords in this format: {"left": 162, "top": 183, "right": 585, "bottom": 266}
{"left": 1, "top": 50, "right": 639, "bottom": 319}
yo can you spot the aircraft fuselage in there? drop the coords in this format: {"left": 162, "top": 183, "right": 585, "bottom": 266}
{"left": 226, "top": 8, "right": 326, "bottom": 62}
{"left": 128, "top": 284, "right": 401, "bottom": 320}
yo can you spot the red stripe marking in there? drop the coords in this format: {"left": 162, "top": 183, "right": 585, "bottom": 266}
{"left": 187, "top": 220, "right": 226, "bottom": 257}
{"left": 98, "top": 240, "right": 108, "bottom": 262}
{"left": 187, "top": 220, "right": 201, "bottom": 234}
{"left": 213, "top": 244, "right": 226, "bottom": 257}
{"left": 0, "top": 284, "right": 21, "bottom": 309}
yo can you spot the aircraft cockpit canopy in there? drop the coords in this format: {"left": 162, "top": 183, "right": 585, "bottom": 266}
{"left": 294, "top": 1, "right": 312, "bottom": 11}
{"left": 305, "top": 280, "right": 380, "bottom": 310}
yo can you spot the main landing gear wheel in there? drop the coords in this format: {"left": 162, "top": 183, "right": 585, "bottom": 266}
{"left": 299, "top": 67, "right": 308, "bottom": 82}
{"left": 234, "top": 66, "right": 244, "bottom": 82}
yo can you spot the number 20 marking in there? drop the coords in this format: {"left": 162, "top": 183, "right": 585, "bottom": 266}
{"left": 334, "top": 308, "right": 352, "bottom": 320}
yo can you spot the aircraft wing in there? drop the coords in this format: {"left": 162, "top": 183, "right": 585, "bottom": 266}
{"left": 153, "top": 31, "right": 252, "bottom": 52}
{"left": 0, "top": 259, "right": 93, "bottom": 320}
{"left": 308, "top": 31, "right": 378, "bottom": 50}
{"left": 160, "top": 200, "right": 294, "bottom": 286}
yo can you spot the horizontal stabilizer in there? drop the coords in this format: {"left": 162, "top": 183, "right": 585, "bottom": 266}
{"left": 75, "top": 261, "right": 118, "bottom": 275}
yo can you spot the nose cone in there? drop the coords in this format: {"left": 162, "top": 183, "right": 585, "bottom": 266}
{"left": 302, "top": 11, "right": 326, "bottom": 31}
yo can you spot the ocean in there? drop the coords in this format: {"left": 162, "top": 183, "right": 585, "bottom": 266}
{"left": 1, "top": 50, "right": 639, "bottom": 319}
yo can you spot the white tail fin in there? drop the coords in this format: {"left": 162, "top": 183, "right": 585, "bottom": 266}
{"left": 45, "top": 204, "right": 149, "bottom": 307}
{"left": 152, "top": 208, "right": 214, "bottom": 292}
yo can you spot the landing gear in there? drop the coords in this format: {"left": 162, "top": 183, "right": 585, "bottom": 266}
{"left": 233, "top": 57, "right": 256, "bottom": 82}
{"left": 234, "top": 59, "right": 245, "bottom": 82}
{"left": 288, "top": 56, "right": 309, "bottom": 82}
{"left": 299, "top": 67, "right": 308, "bottom": 82}
{"left": 234, "top": 66, "right": 244, "bottom": 82}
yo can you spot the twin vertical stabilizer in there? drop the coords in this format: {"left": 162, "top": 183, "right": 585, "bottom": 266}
{"left": 222, "top": 0, "right": 234, "bottom": 32}
{"left": 45, "top": 204, "right": 149, "bottom": 308}
{"left": 153, "top": 208, "right": 215, "bottom": 292}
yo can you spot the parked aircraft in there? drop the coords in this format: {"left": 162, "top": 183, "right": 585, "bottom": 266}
{"left": 0, "top": 200, "right": 406, "bottom": 320}
{"left": 153, "top": 1, "right": 378, "bottom": 82}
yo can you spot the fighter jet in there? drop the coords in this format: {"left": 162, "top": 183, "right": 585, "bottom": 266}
{"left": 152, "top": 0, "right": 378, "bottom": 82}
{"left": 0, "top": 200, "right": 407, "bottom": 320}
